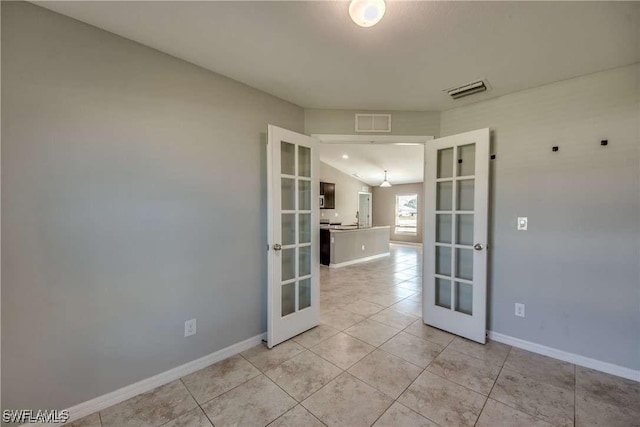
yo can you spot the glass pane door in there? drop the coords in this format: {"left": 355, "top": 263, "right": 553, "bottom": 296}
{"left": 268, "top": 125, "right": 319, "bottom": 348}
{"left": 424, "top": 128, "right": 489, "bottom": 344}
{"left": 280, "top": 142, "right": 313, "bottom": 317}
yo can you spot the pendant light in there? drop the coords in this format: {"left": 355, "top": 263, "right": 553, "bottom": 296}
{"left": 349, "top": 0, "right": 386, "bottom": 28}
{"left": 380, "top": 170, "right": 392, "bottom": 187}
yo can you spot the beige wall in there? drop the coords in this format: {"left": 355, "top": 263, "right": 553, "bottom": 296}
{"left": 305, "top": 109, "right": 440, "bottom": 137}
{"left": 2, "top": 2, "right": 304, "bottom": 412}
{"left": 372, "top": 183, "right": 424, "bottom": 244}
{"left": 320, "top": 161, "right": 370, "bottom": 225}
{"left": 441, "top": 64, "right": 640, "bottom": 370}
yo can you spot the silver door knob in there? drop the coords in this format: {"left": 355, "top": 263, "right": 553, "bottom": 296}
{"left": 474, "top": 243, "right": 484, "bottom": 251}
{"left": 273, "top": 244, "right": 282, "bottom": 251}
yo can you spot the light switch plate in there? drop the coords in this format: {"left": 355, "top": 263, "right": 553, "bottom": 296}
{"left": 184, "top": 318, "right": 196, "bottom": 337}
{"left": 517, "top": 217, "right": 528, "bottom": 231}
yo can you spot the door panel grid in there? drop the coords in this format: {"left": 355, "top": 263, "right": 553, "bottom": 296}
{"left": 268, "top": 125, "right": 320, "bottom": 348}
{"left": 424, "top": 128, "right": 489, "bottom": 344}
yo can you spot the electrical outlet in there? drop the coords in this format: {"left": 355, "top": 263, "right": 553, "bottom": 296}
{"left": 515, "top": 303, "right": 525, "bottom": 318}
{"left": 517, "top": 217, "right": 528, "bottom": 231}
{"left": 184, "top": 318, "right": 196, "bottom": 337}
{"left": 361, "top": 245, "right": 365, "bottom": 251}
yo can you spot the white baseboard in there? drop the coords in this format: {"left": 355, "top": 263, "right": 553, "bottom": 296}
{"left": 390, "top": 241, "right": 423, "bottom": 247}
{"left": 488, "top": 331, "right": 640, "bottom": 382}
{"left": 329, "top": 252, "right": 390, "bottom": 268}
{"left": 48, "top": 332, "right": 266, "bottom": 425}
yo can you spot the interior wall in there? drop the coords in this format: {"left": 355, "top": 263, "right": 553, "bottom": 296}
{"left": 1, "top": 2, "right": 304, "bottom": 412}
{"left": 305, "top": 109, "right": 440, "bottom": 137}
{"left": 372, "top": 183, "right": 424, "bottom": 244}
{"left": 441, "top": 64, "right": 640, "bottom": 371}
{"left": 320, "top": 161, "right": 370, "bottom": 225}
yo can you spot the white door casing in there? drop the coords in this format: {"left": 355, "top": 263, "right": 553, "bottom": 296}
{"left": 267, "top": 125, "right": 320, "bottom": 348}
{"left": 423, "top": 128, "right": 490, "bottom": 344}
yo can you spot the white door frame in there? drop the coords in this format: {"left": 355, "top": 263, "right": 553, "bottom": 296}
{"left": 357, "top": 191, "right": 372, "bottom": 227}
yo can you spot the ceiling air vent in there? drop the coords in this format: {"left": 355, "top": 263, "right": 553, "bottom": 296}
{"left": 355, "top": 114, "right": 391, "bottom": 133}
{"left": 445, "top": 80, "right": 488, "bottom": 100}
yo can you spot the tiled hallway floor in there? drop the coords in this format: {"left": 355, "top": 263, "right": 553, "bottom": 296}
{"left": 71, "top": 244, "right": 639, "bottom": 427}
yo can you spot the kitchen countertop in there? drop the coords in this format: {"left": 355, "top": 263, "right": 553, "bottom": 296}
{"left": 320, "top": 225, "right": 391, "bottom": 233}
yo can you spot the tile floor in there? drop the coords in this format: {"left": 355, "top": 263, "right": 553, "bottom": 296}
{"left": 69, "top": 244, "right": 639, "bottom": 427}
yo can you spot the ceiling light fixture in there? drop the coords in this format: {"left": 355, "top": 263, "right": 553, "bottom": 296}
{"left": 349, "top": 0, "right": 386, "bottom": 28}
{"left": 342, "top": 154, "right": 349, "bottom": 159}
{"left": 380, "top": 170, "right": 392, "bottom": 187}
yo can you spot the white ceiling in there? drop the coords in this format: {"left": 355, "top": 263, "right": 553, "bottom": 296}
{"left": 35, "top": 1, "right": 639, "bottom": 111}
{"left": 320, "top": 143, "right": 424, "bottom": 186}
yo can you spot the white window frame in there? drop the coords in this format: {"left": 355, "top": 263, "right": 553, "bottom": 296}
{"left": 395, "top": 193, "right": 418, "bottom": 235}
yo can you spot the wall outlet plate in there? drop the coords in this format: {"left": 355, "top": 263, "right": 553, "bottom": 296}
{"left": 361, "top": 245, "right": 365, "bottom": 251}
{"left": 184, "top": 318, "right": 196, "bottom": 337}
{"left": 517, "top": 217, "right": 528, "bottom": 231}
{"left": 515, "top": 303, "right": 525, "bottom": 318}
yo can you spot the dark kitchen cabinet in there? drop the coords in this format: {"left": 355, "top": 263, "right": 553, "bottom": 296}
{"left": 320, "top": 229, "right": 331, "bottom": 266}
{"left": 320, "top": 182, "right": 335, "bottom": 209}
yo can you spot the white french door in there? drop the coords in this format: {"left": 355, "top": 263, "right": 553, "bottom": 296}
{"left": 423, "top": 128, "right": 490, "bottom": 343}
{"left": 267, "top": 125, "right": 320, "bottom": 348}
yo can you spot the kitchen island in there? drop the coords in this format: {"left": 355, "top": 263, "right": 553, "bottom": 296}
{"left": 320, "top": 225, "right": 390, "bottom": 268}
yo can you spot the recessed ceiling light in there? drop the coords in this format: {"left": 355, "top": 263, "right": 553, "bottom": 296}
{"left": 349, "top": 0, "right": 386, "bottom": 28}
{"left": 342, "top": 154, "right": 349, "bottom": 159}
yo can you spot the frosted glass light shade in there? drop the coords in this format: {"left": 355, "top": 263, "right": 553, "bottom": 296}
{"left": 349, "top": 0, "right": 386, "bottom": 28}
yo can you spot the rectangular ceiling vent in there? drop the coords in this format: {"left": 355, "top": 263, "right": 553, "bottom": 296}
{"left": 355, "top": 114, "right": 391, "bottom": 133}
{"left": 445, "top": 80, "right": 488, "bottom": 100}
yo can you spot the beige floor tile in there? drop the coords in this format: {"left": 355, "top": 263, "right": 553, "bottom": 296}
{"left": 576, "top": 366, "right": 640, "bottom": 409}
{"left": 265, "top": 351, "right": 342, "bottom": 401}
{"left": 100, "top": 380, "right": 197, "bottom": 427}
{"left": 427, "top": 348, "right": 502, "bottom": 395}
{"left": 201, "top": 375, "right": 295, "bottom": 427}
{"left": 348, "top": 349, "right": 423, "bottom": 398}
{"left": 345, "top": 319, "right": 401, "bottom": 347}
{"left": 396, "top": 280, "right": 422, "bottom": 292}
{"left": 162, "top": 408, "right": 212, "bottom": 427}
{"left": 406, "top": 292, "right": 423, "bottom": 303}
{"left": 292, "top": 324, "right": 339, "bottom": 348}
{"left": 341, "top": 299, "right": 386, "bottom": 317}
{"left": 490, "top": 368, "right": 574, "bottom": 426}
{"left": 403, "top": 320, "right": 455, "bottom": 347}
{"left": 302, "top": 373, "right": 393, "bottom": 427}
{"left": 398, "top": 371, "right": 486, "bottom": 427}
{"left": 361, "top": 291, "right": 405, "bottom": 307}
{"left": 320, "top": 308, "right": 365, "bottom": 330}
{"left": 310, "top": 332, "right": 375, "bottom": 369}
{"left": 181, "top": 354, "right": 260, "bottom": 404}
{"left": 447, "top": 337, "right": 511, "bottom": 365}
{"left": 380, "top": 331, "right": 444, "bottom": 368}
{"left": 66, "top": 413, "right": 101, "bottom": 427}
{"left": 268, "top": 405, "right": 324, "bottom": 427}
{"left": 390, "top": 298, "right": 422, "bottom": 317}
{"left": 385, "top": 287, "right": 417, "bottom": 299}
{"left": 373, "top": 402, "right": 437, "bottom": 427}
{"left": 476, "top": 399, "right": 552, "bottom": 427}
{"left": 370, "top": 308, "right": 418, "bottom": 330}
{"left": 575, "top": 393, "right": 640, "bottom": 427}
{"left": 241, "top": 340, "right": 305, "bottom": 372}
{"left": 504, "top": 347, "right": 574, "bottom": 390}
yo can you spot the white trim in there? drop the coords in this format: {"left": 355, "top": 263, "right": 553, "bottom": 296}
{"left": 390, "top": 241, "right": 423, "bottom": 247}
{"left": 329, "top": 252, "right": 390, "bottom": 268}
{"left": 488, "top": 331, "right": 640, "bottom": 382}
{"left": 47, "top": 333, "right": 266, "bottom": 426}
{"left": 311, "top": 134, "right": 434, "bottom": 144}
